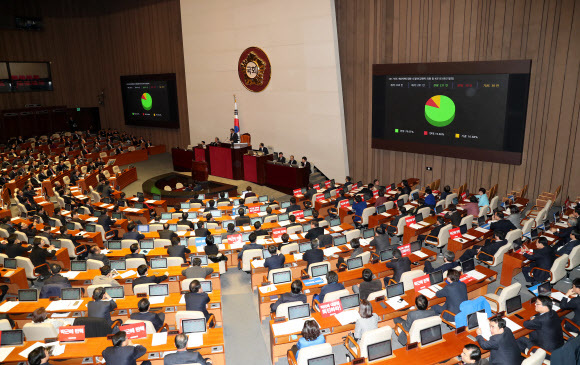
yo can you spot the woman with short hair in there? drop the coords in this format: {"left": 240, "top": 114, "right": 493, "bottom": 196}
{"left": 353, "top": 299, "right": 379, "bottom": 341}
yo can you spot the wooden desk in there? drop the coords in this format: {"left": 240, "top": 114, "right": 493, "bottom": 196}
{"left": 194, "top": 146, "right": 211, "bottom": 171}
{"left": 447, "top": 226, "right": 494, "bottom": 257}
{"left": 171, "top": 148, "right": 194, "bottom": 172}
{"left": 0, "top": 268, "right": 28, "bottom": 294}
{"left": 3, "top": 329, "right": 225, "bottom": 365}
{"left": 103, "top": 148, "right": 148, "bottom": 167}
{"left": 265, "top": 162, "right": 309, "bottom": 195}
{"left": 208, "top": 144, "right": 249, "bottom": 180}
{"left": 243, "top": 153, "right": 273, "bottom": 185}
{"left": 147, "top": 145, "right": 166, "bottom": 156}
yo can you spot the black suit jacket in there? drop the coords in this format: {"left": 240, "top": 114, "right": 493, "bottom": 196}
{"left": 436, "top": 281, "right": 468, "bottom": 321}
{"left": 490, "top": 219, "right": 517, "bottom": 233}
{"left": 258, "top": 147, "right": 269, "bottom": 154}
{"left": 303, "top": 248, "right": 324, "bottom": 269}
{"left": 370, "top": 235, "right": 390, "bottom": 253}
{"left": 97, "top": 215, "right": 115, "bottom": 232}
{"left": 102, "top": 345, "right": 147, "bottom": 365}
{"left": 319, "top": 282, "right": 345, "bottom": 303}
{"left": 305, "top": 227, "right": 324, "bottom": 241}
{"left": 29, "top": 246, "right": 56, "bottom": 267}
{"left": 479, "top": 239, "right": 508, "bottom": 260}
{"left": 164, "top": 350, "right": 209, "bottom": 365}
{"left": 477, "top": 327, "right": 523, "bottom": 365}
{"left": 235, "top": 216, "right": 251, "bottom": 226}
{"left": 524, "top": 246, "right": 556, "bottom": 283}
{"left": 558, "top": 239, "right": 580, "bottom": 255}
{"left": 270, "top": 292, "right": 307, "bottom": 313}
{"left": 158, "top": 229, "right": 178, "bottom": 240}
{"left": 87, "top": 299, "right": 117, "bottom": 326}
{"left": 167, "top": 245, "right": 191, "bottom": 261}
{"left": 445, "top": 211, "right": 462, "bottom": 226}
{"left": 131, "top": 274, "right": 168, "bottom": 289}
{"left": 359, "top": 280, "right": 383, "bottom": 300}
{"left": 184, "top": 292, "right": 210, "bottom": 320}
{"left": 177, "top": 219, "right": 195, "bottom": 229}
{"left": 560, "top": 296, "right": 580, "bottom": 326}
{"left": 524, "top": 310, "right": 564, "bottom": 352}
{"left": 287, "top": 159, "right": 297, "bottom": 165}
{"left": 44, "top": 274, "right": 71, "bottom": 286}
{"left": 5, "top": 243, "right": 31, "bottom": 258}
{"left": 129, "top": 311, "right": 164, "bottom": 331}
{"left": 230, "top": 133, "right": 239, "bottom": 143}
{"left": 264, "top": 254, "right": 285, "bottom": 271}
{"left": 195, "top": 228, "right": 210, "bottom": 237}
{"left": 123, "top": 231, "right": 145, "bottom": 240}
{"left": 277, "top": 156, "right": 286, "bottom": 163}
{"left": 385, "top": 257, "right": 411, "bottom": 282}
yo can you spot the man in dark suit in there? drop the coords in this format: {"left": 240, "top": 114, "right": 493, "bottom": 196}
{"left": 253, "top": 221, "right": 269, "bottom": 237}
{"left": 101, "top": 181, "right": 113, "bottom": 199}
{"left": 44, "top": 264, "right": 71, "bottom": 286}
{"left": 305, "top": 184, "right": 317, "bottom": 200}
{"left": 370, "top": 225, "right": 390, "bottom": 253}
{"left": 432, "top": 269, "right": 468, "bottom": 321}
{"left": 476, "top": 316, "right": 523, "bottom": 365}
{"left": 194, "top": 221, "right": 210, "bottom": 237}
{"left": 258, "top": 143, "right": 269, "bottom": 155}
{"left": 131, "top": 264, "right": 168, "bottom": 289}
{"left": 394, "top": 294, "right": 436, "bottom": 345}
{"left": 188, "top": 195, "right": 204, "bottom": 205}
{"left": 318, "top": 271, "right": 345, "bottom": 303}
{"left": 560, "top": 278, "right": 580, "bottom": 332}
{"left": 167, "top": 236, "right": 190, "bottom": 262}
{"left": 303, "top": 239, "right": 324, "bottom": 269}
{"left": 444, "top": 204, "right": 462, "bottom": 227}
{"left": 237, "top": 233, "right": 261, "bottom": 268}
{"left": 182, "top": 257, "right": 214, "bottom": 278}
{"left": 228, "top": 128, "right": 239, "bottom": 143}
{"left": 276, "top": 152, "right": 286, "bottom": 163}
{"left": 87, "top": 287, "right": 117, "bottom": 326}
{"left": 287, "top": 155, "right": 298, "bottom": 165}
{"left": 384, "top": 248, "right": 411, "bottom": 284}
{"left": 270, "top": 280, "right": 307, "bottom": 313}
{"left": 557, "top": 230, "right": 580, "bottom": 255}
{"left": 300, "top": 156, "right": 311, "bottom": 172}
{"left": 550, "top": 217, "right": 578, "bottom": 245}
{"left": 102, "top": 331, "right": 149, "bottom": 365}
{"left": 158, "top": 223, "right": 178, "bottom": 240}
{"left": 304, "top": 220, "right": 324, "bottom": 241}
{"left": 358, "top": 184, "right": 374, "bottom": 202}
{"left": 489, "top": 211, "right": 517, "bottom": 233}
{"left": 522, "top": 237, "right": 555, "bottom": 284}
{"left": 421, "top": 216, "right": 447, "bottom": 244}
{"left": 216, "top": 192, "right": 230, "bottom": 204}
{"left": 123, "top": 224, "right": 145, "bottom": 241}
{"left": 286, "top": 197, "right": 301, "bottom": 213}
{"left": 264, "top": 245, "right": 285, "bottom": 272}
{"left": 184, "top": 279, "right": 211, "bottom": 321}
{"left": 88, "top": 245, "right": 111, "bottom": 266}
{"left": 517, "top": 295, "right": 564, "bottom": 354}
{"left": 163, "top": 334, "right": 211, "bottom": 365}
{"left": 424, "top": 250, "right": 460, "bottom": 274}
{"left": 125, "top": 244, "right": 148, "bottom": 264}
{"left": 235, "top": 208, "right": 251, "bottom": 226}
{"left": 130, "top": 298, "right": 165, "bottom": 332}
{"left": 38, "top": 226, "right": 55, "bottom": 240}
{"left": 97, "top": 211, "right": 116, "bottom": 233}
{"left": 242, "top": 186, "right": 256, "bottom": 203}
{"left": 355, "top": 268, "right": 382, "bottom": 301}
{"left": 458, "top": 231, "right": 508, "bottom": 263}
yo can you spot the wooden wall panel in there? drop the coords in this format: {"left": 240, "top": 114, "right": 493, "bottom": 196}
{"left": 336, "top": 0, "right": 580, "bottom": 204}
{"left": 0, "top": 0, "right": 189, "bottom": 148}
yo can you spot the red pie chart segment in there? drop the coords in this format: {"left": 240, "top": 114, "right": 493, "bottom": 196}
{"left": 426, "top": 98, "right": 439, "bottom": 108}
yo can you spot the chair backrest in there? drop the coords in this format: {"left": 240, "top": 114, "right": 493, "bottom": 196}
{"left": 322, "top": 289, "right": 350, "bottom": 303}
{"left": 357, "top": 251, "right": 371, "bottom": 265}
{"left": 175, "top": 310, "right": 205, "bottom": 331}
{"left": 264, "top": 215, "right": 278, "bottom": 223}
{"left": 126, "top": 258, "right": 147, "bottom": 269}
{"left": 275, "top": 301, "right": 304, "bottom": 318}
{"left": 87, "top": 259, "right": 105, "bottom": 271}
{"left": 124, "top": 319, "right": 156, "bottom": 335}
{"left": 296, "top": 343, "right": 333, "bottom": 365}
{"left": 361, "top": 207, "right": 376, "bottom": 225}
{"left": 521, "top": 348, "right": 546, "bottom": 365}
{"left": 434, "top": 224, "right": 452, "bottom": 248}
{"left": 154, "top": 239, "right": 171, "bottom": 248}
{"left": 399, "top": 194, "right": 409, "bottom": 204}
{"left": 409, "top": 316, "right": 442, "bottom": 344}
{"left": 15, "top": 256, "right": 36, "bottom": 279}
{"left": 345, "top": 229, "right": 361, "bottom": 242}
{"left": 505, "top": 229, "right": 522, "bottom": 245}
{"left": 384, "top": 201, "right": 395, "bottom": 210}
{"left": 23, "top": 322, "right": 59, "bottom": 341}
{"left": 73, "top": 317, "right": 113, "bottom": 338}
{"left": 478, "top": 205, "right": 490, "bottom": 218}
{"left": 217, "top": 201, "right": 230, "bottom": 207}
{"left": 445, "top": 193, "right": 457, "bottom": 208}
{"left": 358, "top": 326, "right": 393, "bottom": 358}
{"left": 242, "top": 249, "right": 263, "bottom": 271}
{"left": 87, "top": 284, "right": 111, "bottom": 297}
{"left": 0, "top": 319, "right": 11, "bottom": 331}
{"left": 133, "top": 283, "right": 155, "bottom": 295}
{"left": 167, "top": 257, "right": 184, "bottom": 267}
{"left": 521, "top": 219, "right": 534, "bottom": 235}
{"left": 367, "top": 289, "right": 387, "bottom": 302}
{"left": 417, "top": 207, "right": 431, "bottom": 220}
{"left": 121, "top": 239, "right": 138, "bottom": 249}
{"left": 435, "top": 200, "right": 445, "bottom": 211}
{"left": 567, "top": 245, "right": 580, "bottom": 271}
{"left": 268, "top": 268, "right": 292, "bottom": 283}
{"left": 496, "top": 282, "right": 522, "bottom": 312}
{"left": 400, "top": 270, "right": 425, "bottom": 291}
{"left": 175, "top": 183, "right": 184, "bottom": 189}
{"left": 0, "top": 228, "right": 9, "bottom": 238}
{"left": 206, "top": 223, "right": 218, "bottom": 230}
{"left": 489, "top": 196, "right": 499, "bottom": 212}
{"left": 35, "top": 236, "right": 50, "bottom": 246}
{"left": 245, "top": 196, "right": 258, "bottom": 204}
{"left": 287, "top": 225, "right": 303, "bottom": 235}
{"left": 488, "top": 242, "right": 512, "bottom": 266}
{"left": 149, "top": 224, "right": 163, "bottom": 232}
{"left": 280, "top": 243, "right": 298, "bottom": 255}
{"left": 0, "top": 253, "right": 7, "bottom": 266}
{"left": 459, "top": 215, "right": 473, "bottom": 230}
{"left": 318, "top": 220, "right": 329, "bottom": 228}
{"left": 550, "top": 254, "right": 569, "bottom": 284}
{"left": 535, "top": 208, "right": 548, "bottom": 226}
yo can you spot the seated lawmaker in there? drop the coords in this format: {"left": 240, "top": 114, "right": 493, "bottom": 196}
{"left": 123, "top": 223, "right": 145, "bottom": 240}
{"left": 125, "top": 243, "right": 148, "bottom": 263}
{"left": 270, "top": 280, "right": 307, "bottom": 313}
{"left": 304, "top": 220, "right": 324, "bottom": 241}
{"left": 184, "top": 280, "right": 211, "bottom": 321}
{"left": 476, "top": 317, "right": 522, "bottom": 364}
{"left": 130, "top": 298, "right": 165, "bottom": 332}
{"left": 102, "top": 331, "right": 149, "bottom": 365}
{"left": 394, "top": 294, "right": 436, "bottom": 345}
{"left": 167, "top": 236, "right": 191, "bottom": 262}
{"left": 87, "top": 287, "right": 117, "bottom": 327}
{"left": 560, "top": 278, "right": 580, "bottom": 332}
{"left": 182, "top": 257, "right": 214, "bottom": 278}
{"left": 276, "top": 152, "right": 286, "bottom": 163}
{"left": 424, "top": 250, "right": 460, "bottom": 274}
{"left": 287, "top": 155, "right": 298, "bottom": 165}
{"left": 517, "top": 295, "right": 564, "bottom": 355}
{"left": 164, "top": 333, "right": 212, "bottom": 365}
{"left": 264, "top": 245, "right": 285, "bottom": 272}
{"left": 257, "top": 143, "right": 269, "bottom": 154}
{"left": 318, "top": 271, "right": 344, "bottom": 303}
{"left": 132, "top": 264, "right": 169, "bottom": 289}
{"left": 522, "top": 237, "right": 555, "bottom": 284}
{"left": 489, "top": 211, "right": 517, "bottom": 233}
{"left": 432, "top": 269, "right": 467, "bottom": 321}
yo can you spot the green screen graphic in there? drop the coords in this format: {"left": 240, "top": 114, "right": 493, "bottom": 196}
{"left": 425, "top": 95, "right": 455, "bottom": 127}
{"left": 141, "top": 93, "right": 152, "bottom": 111}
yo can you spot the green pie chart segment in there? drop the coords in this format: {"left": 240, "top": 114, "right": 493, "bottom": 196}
{"left": 141, "top": 93, "right": 152, "bottom": 111}
{"left": 425, "top": 95, "right": 455, "bottom": 127}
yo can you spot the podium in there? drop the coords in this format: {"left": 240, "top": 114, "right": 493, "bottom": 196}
{"left": 243, "top": 153, "right": 273, "bottom": 185}
{"left": 192, "top": 161, "right": 209, "bottom": 182}
{"left": 208, "top": 144, "right": 250, "bottom": 180}
{"left": 171, "top": 148, "right": 194, "bottom": 171}
{"left": 194, "top": 146, "right": 211, "bottom": 171}
{"left": 265, "top": 162, "right": 310, "bottom": 195}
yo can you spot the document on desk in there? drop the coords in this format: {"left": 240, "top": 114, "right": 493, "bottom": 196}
{"left": 257, "top": 212, "right": 267, "bottom": 216}
{"left": 466, "top": 270, "right": 486, "bottom": 281}
{"left": 418, "top": 221, "right": 430, "bottom": 226}
{"left": 475, "top": 227, "right": 489, "bottom": 233}
{"left": 289, "top": 234, "right": 300, "bottom": 240}
{"left": 119, "top": 270, "right": 137, "bottom": 279}
{"left": 218, "top": 244, "right": 226, "bottom": 250}
{"left": 0, "top": 301, "right": 19, "bottom": 313}
{"left": 146, "top": 200, "right": 156, "bottom": 204}
{"left": 477, "top": 312, "right": 491, "bottom": 340}
{"left": 229, "top": 242, "right": 243, "bottom": 249}
{"left": 187, "top": 333, "right": 203, "bottom": 347}
{"left": 179, "top": 295, "right": 185, "bottom": 304}
{"left": 252, "top": 259, "right": 265, "bottom": 268}
{"left": 241, "top": 226, "right": 252, "bottom": 232}
{"left": 335, "top": 309, "right": 361, "bottom": 326}
{"left": 3, "top": 270, "right": 14, "bottom": 277}
{"left": 323, "top": 229, "right": 330, "bottom": 235}
{"left": 273, "top": 237, "right": 283, "bottom": 244}
{"left": 62, "top": 271, "right": 80, "bottom": 280}
{"left": 344, "top": 244, "right": 352, "bottom": 250}
{"left": 51, "top": 312, "right": 71, "bottom": 318}
{"left": 386, "top": 297, "right": 408, "bottom": 310}
{"left": 0, "top": 347, "right": 15, "bottom": 362}
{"left": 418, "top": 288, "right": 436, "bottom": 299}
{"left": 148, "top": 296, "right": 166, "bottom": 305}
{"left": 293, "top": 253, "right": 303, "bottom": 261}
{"left": 331, "top": 226, "right": 343, "bottom": 232}
{"left": 359, "top": 238, "right": 370, "bottom": 246}
{"left": 503, "top": 318, "right": 522, "bottom": 332}
{"left": 551, "top": 291, "right": 566, "bottom": 301}
{"left": 414, "top": 251, "right": 428, "bottom": 258}
{"left": 323, "top": 247, "right": 342, "bottom": 256}
{"left": 151, "top": 332, "right": 168, "bottom": 346}
{"left": 258, "top": 284, "right": 277, "bottom": 294}
{"left": 176, "top": 231, "right": 188, "bottom": 237}
{"left": 19, "top": 342, "right": 46, "bottom": 358}
{"left": 463, "top": 234, "right": 477, "bottom": 240}
{"left": 47, "top": 300, "right": 83, "bottom": 312}
{"left": 86, "top": 217, "right": 98, "bottom": 222}
{"left": 409, "top": 223, "right": 423, "bottom": 230}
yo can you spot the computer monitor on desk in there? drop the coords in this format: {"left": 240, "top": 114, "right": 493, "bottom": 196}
{"left": 420, "top": 324, "right": 443, "bottom": 346}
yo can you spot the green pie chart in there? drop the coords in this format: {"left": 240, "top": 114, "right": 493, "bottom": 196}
{"left": 425, "top": 95, "right": 455, "bottom": 127}
{"left": 141, "top": 93, "right": 152, "bottom": 111}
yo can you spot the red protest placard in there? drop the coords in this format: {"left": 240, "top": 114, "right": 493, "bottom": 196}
{"left": 293, "top": 189, "right": 302, "bottom": 196}
{"left": 313, "top": 183, "right": 321, "bottom": 190}
{"left": 413, "top": 274, "right": 431, "bottom": 292}
{"left": 405, "top": 216, "right": 416, "bottom": 226}
{"left": 386, "top": 185, "right": 392, "bottom": 192}
{"left": 324, "top": 180, "right": 331, "bottom": 189}
{"left": 119, "top": 322, "right": 147, "bottom": 339}
{"left": 352, "top": 183, "right": 358, "bottom": 190}
{"left": 228, "top": 234, "right": 242, "bottom": 245}
{"left": 459, "top": 274, "right": 476, "bottom": 284}
{"left": 248, "top": 205, "right": 261, "bottom": 214}
{"left": 319, "top": 299, "right": 343, "bottom": 317}
{"left": 272, "top": 227, "right": 287, "bottom": 238}
{"left": 449, "top": 228, "right": 462, "bottom": 239}
{"left": 291, "top": 210, "right": 304, "bottom": 219}
{"left": 461, "top": 192, "right": 467, "bottom": 199}
{"left": 316, "top": 194, "right": 326, "bottom": 202}
{"left": 59, "top": 325, "right": 85, "bottom": 342}
{"left": 339, "top": 200, "right": 351, "bottom": 209}
{"left": 399, "top": 243, "right": 411, "bottom": 257}
{"left": 433, "top": 190, "right": 440, "bottom": 194}
{"left": 373, "top": 190, "right": 379, "bottom": 198}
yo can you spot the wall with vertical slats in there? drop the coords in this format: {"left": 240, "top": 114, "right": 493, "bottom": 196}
{"left": 335, "top": 0, "right": 580, "bottom": 204}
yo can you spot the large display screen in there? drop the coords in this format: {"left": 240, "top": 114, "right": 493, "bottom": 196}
{"left": 372, "top": 60, "right": 531, "bottom": 164}
{"left": 120, "top": 73, "right": 179, "bottom": 128}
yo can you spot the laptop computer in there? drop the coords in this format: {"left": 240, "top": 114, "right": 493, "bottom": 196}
{"left": 429, "top": 270, "right": 444, "bottom": 286}
{"left": 148, "top": 284, "right": 169, "bottom": 297}
{"left": 347, "top": 257, "right": 363, "bottom": 270}
{"left": 61, "top": 287, "right": 82, "bottom": 300}
{"left": 333, "top": 235, "right": 347, "bottom": 246}
{"left": 150, "top": 258, "right": 168, "bottom": 269}
{"left": 50, "top": 239, "right": 61, "bottom": 249}
{"left": 308, "top": 354, "right": 335, "bottom": 365}
{"left": 459, "top": 224, "right": 468, "bottom": 234}
{"left": 107, "top": 240, "right": 122, "bottom": 250}
{"left": 4, "top": 258, "right": 17, "bottom": 269}
{"left": 211, "top": 210, "right": 222, "bottom": 218}
{"left": 93, "top": 211, "right": 103, "bottom": 217}
{"left": 200, "top": 280, "right": 212, "bottom": 293}
{"left": 477, "top": 216, "right": 486, "bottom": 226}
{"left": 161, "top": 213, "right": 172, "bottom": 220}
{"left": 340, "top": 293, "right": 360, "bottom": 310}
{"left": 288, "top": 303, "right": 310, "bottom": 321}
{"left": 112, "top": 212, "right": 124, "bottom": 220}
{"left": 168, "top": 224, "right": 178, "bottom": 231}
{"left": 367, "top": 339, "right": 393, "bottom": 361}
{"left": 70, "top": 260, "right": 87, "bottom": 271}
{"left": 281, "top": 201, "right": 291, "bottom": 209}
{"left": 86, "top": 224, "right": 96, "bottom": 233}
{"left": 18, "top": 289, "right": 38, "bottom": 301}
{"left": 311, "top": 264, "right": 329, "bottom": 278}
{"left": 420, "top": 324, "right": 443, "bottom": 346}
{"left": 330, "top": 218, "right": 341, "bottom": 227}
{"left": 436, "top": 205, "right": 444, "bottom": 214}
{"left": 466, "top": 309, "right": 486, "bottom": 330}
{"left": 182, "top": 318, "right": 206, "bottom": 334}
{"left": 139, "top": 239, "right": 154, "bottom": 254}
{"left": 134, "top": 203, "right": 144, "bottom": 209}
{"left": 180, "top": 203, "right": 190, "bottom": 209}
{"left": 190, "top": 255, "right": 209, "bottom": 266}
{"left": 461, "top": 258, "right": 476, "bottom": 273}
{"left": 303, "top": 209, "right": 313, "bottom": 218}
{"left": 410, "top": 241, "right": 422, "bottom": 252}
{"left": 272, "top": 271, "right": 292, "bottom": 285}
{"left": 362, "top": 228, "right": 375, "bottom": 239}
{"left": 380, "top": 249, "right": 394, "bottom": 262}
{"left": 506, "top": 295, "right": 523, "bottom": 314}
{"left": 0, "top": 330, "right": 24, "bottom": 346}
{"left": 376, "top": 205, "right": 387, "bottom": 214}
{"left": 414, "top": 213, "right": 423, "bottom": 223}
{"left": 386, "top": 282, "right": 405, "bottom": 298}
{"left": 105, "top": 286, "right": 125, "bottom": 299}
{"left": 397, "top": 199, "right": 404, "bottom": 208}
{"left": 262, "top": 249, "right": 272, "bottom": 259}
{"left": 110, "top": 260, "right": 126, "bottom": 271}
{"left": 137, "top": 224, "right": 149, "bottom": 233}
{"left": 258, "top": 195, "right": 268, "bottom": 202}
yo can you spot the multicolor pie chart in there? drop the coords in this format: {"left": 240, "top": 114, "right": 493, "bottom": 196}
{"left": 141, "top": 93, "right": 152, "bottom": 111}
{"left": 425, "top": 95, "right": 455, "bottom": 127}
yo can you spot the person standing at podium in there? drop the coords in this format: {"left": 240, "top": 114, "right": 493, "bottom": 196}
{"left": 228, "top": 128, "right": 239, "bottom": 143}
